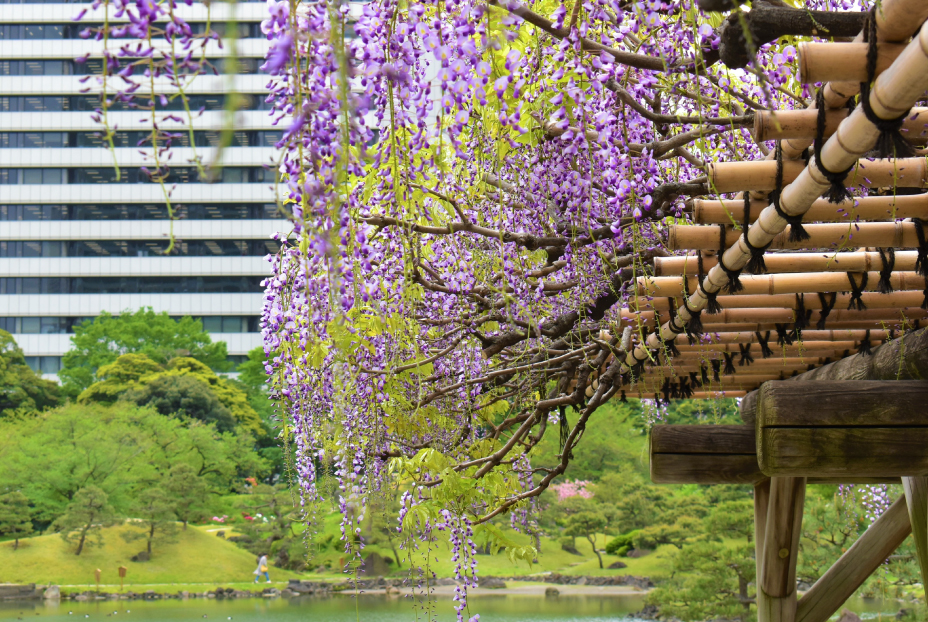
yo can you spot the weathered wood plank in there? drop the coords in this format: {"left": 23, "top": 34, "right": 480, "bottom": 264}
{"left": 757, "top": 380, "right": 928, "bottom": 427}
{"left": 651, "top": 424, "right": 756, "bottom": 454}
{"left": 759, "top": 428, "right": 928, "bottom": 477}
{"left": 651, "top": 453, "right": 765, "bottom": 484}
{"left": 762, "top": 477, "right": 806, "bottom": 598}
{"left": 796, "top": 495, "right": 911, "bottom": 622}
{"left": 758, "top": 477, "right": 805, "bottom": 622}
{"left": 741, "top": 391, "right": 758, "bottom": 426}
{"left": 755, "top": 479, "right": 772, "bottom": 622}
{"left": 903, "top": 477, "right": 928, "bottom": 595}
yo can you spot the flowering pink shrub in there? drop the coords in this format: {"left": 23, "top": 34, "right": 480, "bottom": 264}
{"left": 550, "top": 480, "right": 594, "bottom": 502}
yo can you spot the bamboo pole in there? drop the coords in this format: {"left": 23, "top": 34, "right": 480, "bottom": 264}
{"left": 799, "top": 41, "right": 907, "bottom": 84}
{"left": 668, "top": 221, "right": 926, "bottom": 251}
{"left": 708, "top": 158, "right": 927, "bottom": 193}
{"left": 654, "top": 250, "right": 924, "bottom": 276}
{"left": 673, "top": 340, "right": 866, "bottom": 353}
{"left": 754, "top": 107, "right": 928, "bottom": 143}
{"left": 632, "top": 308, "right": 928, "bottom": 326}
{"left": 690, "top": 193, "right": 928, "bottom": 225}
{"left": 638, "top": 271, "right": 928, "bottom": 298}
{"left": 647, "top": 291, "right": 928, "bottom": 312}
{"left": 780, "top": 0, "right": 928, "bottom": 157}
{"left": 795, "top": 495, "right": 911, "bottom": 622}
{"left": 665, "top": 329, "right": 890, "bottom": 344}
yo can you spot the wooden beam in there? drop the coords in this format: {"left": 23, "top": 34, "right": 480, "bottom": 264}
{"left": 795, "top": 495, "right": 911, "bottom": 622}
{"left": 756, "top": 380, "right": 928, "bottom": 477}
{"left": 759, "top": 477, "right": 806, "bottom": 622}
{"left": 640, "top": 271, "right": 928, "bottom": 298}
{"left": 649, "top": 425, "right": 899, "bottom": 485}
{"left": 754, "top": 106, "right": 928, "bottom": 143}
{"left": 903, "top": 476, "right": 928, "bottom": 595}
{"left": 755, "top": 479, "right": 771, "bottom": 619}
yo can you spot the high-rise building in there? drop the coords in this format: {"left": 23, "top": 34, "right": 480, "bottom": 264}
{"left": 0, "top": 0, "right": 286, "bottom": 376}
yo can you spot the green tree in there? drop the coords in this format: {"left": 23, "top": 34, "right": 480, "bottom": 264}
{"left": 237, "top": 484, "right": 302, "bottom": 569}
{"left": 80, "top": 354, "right": 263, "bottom": 435}
{"left": 704, "top": 500, "right": 755, "bottom": 543}
{"left": 122, "top": 488, "right": 178, "bottom": 557}
{"left": 163, "top": 463, "right": 210, "bottom": 530}
{"left": 0, "top": 330, "right": 60, "bottom": 417}
{"left": 124, "top": 374, "right": 237, "bottom": 432}
{"left": 0, "top": 403, "right": 265, "bottom": 523}
{"left": 563, "top": 510, "right": 609, "bottom": 569}
{"left": 236, "top": 347, "right": 270, "bottom": 393}
{"left": 52, "top": 486, "right": 119, "bottom": 555}
{"left": 0, "top": 491, "right": 34, "bottom": 550}
{"left": 59, "top": 308, "right": 229, "bottom": 395}
{"left": 647, "top": 541, "right": 757, "bottom": 621}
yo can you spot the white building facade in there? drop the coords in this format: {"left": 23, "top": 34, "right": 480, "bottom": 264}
{"left": 0, "top": 0, "right": 287, "bottom": 375}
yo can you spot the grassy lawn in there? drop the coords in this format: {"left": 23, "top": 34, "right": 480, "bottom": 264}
{"left": 0, "top": 522, "right": 304, "bottom": 586}
{"left": 0, "top": 516, "right": 686, "bottom": 586}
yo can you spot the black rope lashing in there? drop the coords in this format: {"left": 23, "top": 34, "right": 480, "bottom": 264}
{"left": 907, "top": 319, "right": 922, "bottom": 334}
{"left": 889, "top": 328, "right": 897, "bottom": 340}
{"left": 710, "top": 359, "right": 721, "bottom": 382}
{"left": 738, "top": 343, "right": 754, "bottom": 367}
{"left": 682, "top": 277, "right": 704, "bottom": 338}
{"left": 877, "top": 248, "right": 895, "bottom": 294}
{"left": 661, "top": 379, "right": 672, "bottom": 403}
{"left": 654, "top": 393, "right": 661, "bottom": 407}
{"left": 921, "top": 275, "right": 928, "bottom": 310}
{"left": 846, "top": 272, "right": 868, "bottom": 310}
{"left": 679, "top": 377, "right": 694, "bottom": 399}
{"left": 813, "top": 88, "right": 854, "bottom": 204}
{"left": 700, "top": 363, "right": 710, "bottom": 386}
{"left": 914, "top": 219, "right": 928, "bottom": 277}
{"left": 742, "top": 194, "right": 769, "bottom": 274}
{"left": 794, "top": 293, "right": 812, "bottom": 341}
{"left": 663, "top": 302, "right": 682, "bottom": 355}
{"left": 816, "top": 292, "right": 837, "bottom": 330}
{"left": 858, "top": 329, "right": 873, "bottom": 356}
{"left": 771, "top": 141, "right": 810, "bottom": 242}
{"left": 860, "top": 7, "right": 916, "bottom": 159}
{"left": 775, "top": 323, "right": 794, "bottom": 346}
{"left": 699, "top": 253, "right": 722, "bottom": 314}
{"left": 620, "top": 390, "right": 627, "bottom": 403}
{"left": 689, "top": 371, "right": 702, "bottom": 389}
{"left": 717, "top": 225, "right": 744, "bottom": 293}
{"left": 755, "top": 331, "right": 774, "bottom": 358}
{"left": 722, "top": 352, "right": 737, "bottom": 375}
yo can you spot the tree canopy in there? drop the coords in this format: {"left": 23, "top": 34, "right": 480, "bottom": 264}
{"left": 0, "top": 330, "right": 60, "bottom": 417}
{"left": 60, "top": 309, "right": 230, "bottom": 396}
{"left": 79, "top": 354, "right": 264, "bottom": 435}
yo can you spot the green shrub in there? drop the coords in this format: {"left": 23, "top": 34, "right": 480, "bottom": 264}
{"left": 605, "top": 530, "right": 639, "bottom": 555}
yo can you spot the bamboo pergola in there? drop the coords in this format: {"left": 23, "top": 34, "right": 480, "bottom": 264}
{"left": 631, "top": 2, "right": 928, "bottom": 621}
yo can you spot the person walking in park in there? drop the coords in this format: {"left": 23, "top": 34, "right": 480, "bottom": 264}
{"left": 253, "top": 553, "right": 270, "bottom": 583}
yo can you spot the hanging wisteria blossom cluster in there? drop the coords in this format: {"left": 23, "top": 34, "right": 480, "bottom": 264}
{"left": 74, "top": 0, "right": 880, "bottom": 607}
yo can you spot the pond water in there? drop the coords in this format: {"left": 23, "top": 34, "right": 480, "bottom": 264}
{"left": 0, "top": 594, "right": 648, "bottom": 622}
{"left": 0, "top": 594, "right": 909, "bottom": 622}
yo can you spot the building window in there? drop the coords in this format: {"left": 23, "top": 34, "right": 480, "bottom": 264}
{"left": 23, "top": 356, "right": 62, "bottom": 375}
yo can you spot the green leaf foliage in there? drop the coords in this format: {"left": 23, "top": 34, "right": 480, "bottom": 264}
{"left": 51, "top": 486, "right": 120, "bottom": 556}
{"left": 59, "top": 308, "right": 230, "bottom": 396}
{"left": 0, "top": 491, "right": 34, "bottom": 549}
{"left": 0, "top": 402, "right": 265, "bottom": 524}
{"left": 79, "top": 354, "right": 263, "bottom": 435}
{"left": 0, "top": 330, "right": 60, "bottom": 417}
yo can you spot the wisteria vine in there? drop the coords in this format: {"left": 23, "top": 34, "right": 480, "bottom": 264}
{"left": 74, "top": 0, "right": 879, "bottom": 613}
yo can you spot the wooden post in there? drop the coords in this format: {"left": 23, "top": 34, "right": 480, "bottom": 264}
{"left": 796, "top": 495, "right": 911, "bottom": 622}
{"left": 758, "top": 477, "right": 805, "bottom": 622}
{"left": 902, "top": 477, "right": 928, "bottom": 594}
{"left": 118, "top": 566, "right": 127, "bottom": 591}
{"left": 94, "top": 568, "right": 101, "bottom": 592}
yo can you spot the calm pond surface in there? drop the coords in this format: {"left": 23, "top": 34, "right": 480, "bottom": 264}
{"left": 0, "top": 594, "right": 648, "bottom": 622}
{"left": 0, "top": 594, "right": 908, "bottom": 622}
